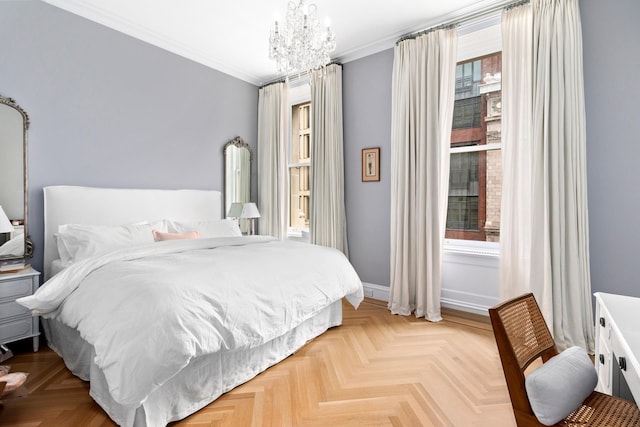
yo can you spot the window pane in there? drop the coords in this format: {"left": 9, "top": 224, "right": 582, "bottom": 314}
{"left": 447, "top": 152, "right": 479, "bottom": 230}
{"left": 289, "top": 166, "right": 310, "bottom": 229}
{"left": 447, "top": 196, "right": 479, "bottom": 230}
{"left": 291, "top": 105, "right": 301, "bottom": 163}
{"left": 473, "top": 59, "right": 481, "bottom": 83}
{"left": 299, "top": 104, "right": 310, "bottom": 129}
{"left": 449, "top": 152, "right": 478, "bottom": 195}
{"left": 463, "top": 62, "right": 471, "bottom": 80}
{"left": 300, "top": 133, "right": 310, "bottom": 160}
{"left": 447, "top": 52, "right": 502, "bottom": 242}
{"left": 452, "top": 96, "right": 482, "bottom": 129}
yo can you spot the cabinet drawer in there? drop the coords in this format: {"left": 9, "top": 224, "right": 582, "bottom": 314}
{"left": 0, "top": 277, "right": 33, "bottom": 302}
{"left": 611, "top": 332, "right": 640, "bottom": 400}
{"left": 0, "top": 317, "right": 33, "bottom": 343}
{"left": 597, "top": 305, "right": 612, "bottom": 342}
{"left": 597, "top": 335, "right": 612, "bottom": 393}
{"left": 0, "top": 299, "right": 31, "bottom": 320}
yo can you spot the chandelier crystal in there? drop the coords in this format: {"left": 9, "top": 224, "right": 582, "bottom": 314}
{"left": 269, "top": 0, "right": 336, "bottom": 74}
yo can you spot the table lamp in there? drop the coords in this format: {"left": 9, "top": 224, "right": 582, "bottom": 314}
{"left": 240, "top": 203, "right": 261, "bottom": 235}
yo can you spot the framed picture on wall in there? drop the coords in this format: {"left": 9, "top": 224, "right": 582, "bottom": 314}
{"left": 362, "top": 147, "right": 380, "bottom": 182}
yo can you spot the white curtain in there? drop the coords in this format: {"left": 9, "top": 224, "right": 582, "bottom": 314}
{"left": 499, "top": 4, "right": 534, "bottom": 303}
{"left": 309, "top": 63, "right": 349, "bottom": 255}
{"left": 257, "top": 82, "right": 289, "bottom": 239}
{"left": 389, "top": 28, "right": 458, "bottom": 322}
{"left": 500, "top": 0, "right": 594, "bottom": 351}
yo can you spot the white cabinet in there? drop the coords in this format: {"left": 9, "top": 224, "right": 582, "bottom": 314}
{"left": 0, "top": 267, "right": 40, "bottom": 351}
{"left": 594, "top": 292, "right": 640, "bottom": 403}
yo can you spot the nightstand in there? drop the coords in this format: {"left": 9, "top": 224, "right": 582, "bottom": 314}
{"left": 0, "top": 267, "right": 41, "bottom": 352}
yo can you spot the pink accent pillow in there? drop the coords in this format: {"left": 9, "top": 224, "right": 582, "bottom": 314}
{"left": 152, "top": 230, "right": 200, "bottom": 241}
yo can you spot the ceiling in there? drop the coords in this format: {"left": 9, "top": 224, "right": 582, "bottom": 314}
{"left": 42, "top": 0, "right": 510, "bottom": 86}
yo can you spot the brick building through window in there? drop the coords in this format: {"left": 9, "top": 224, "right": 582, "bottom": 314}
{"left": 446, "top": 52, "right": 502, "bottom": 242}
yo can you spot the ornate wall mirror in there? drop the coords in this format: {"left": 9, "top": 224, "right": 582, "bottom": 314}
{"left": 0, "top": 95, "right": 33, "bottom": 260}
{"left": 223, "top": 136, "right": 252, "bottom": 230}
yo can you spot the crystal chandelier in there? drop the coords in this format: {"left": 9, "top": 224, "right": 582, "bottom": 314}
{"left": 269, "top": 0, "right": 337, "bottom": 74}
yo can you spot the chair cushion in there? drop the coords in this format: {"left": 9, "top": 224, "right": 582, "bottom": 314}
{"left": 525, "top": 346, "right": 597, "bottom": 426}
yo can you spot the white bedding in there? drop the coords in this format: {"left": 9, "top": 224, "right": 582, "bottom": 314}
{"left": 19, "top": 236, "right": 363, "bottom": 410}
{"left": 0, "top": 232, "right": 24, "bottom": 256}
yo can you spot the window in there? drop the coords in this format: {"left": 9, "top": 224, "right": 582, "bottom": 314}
{"left": 445, "top": 52, "right": 502, "bottom": 243}
{"left": 455, "top": 59, "right": 482, "bottom": 100}
{"left": 447, "top": 151, "right": 479, "bottom": 230}
{"left": 453, "top": 97, "right": 482, "bottom": 129}
{"left": 289, "top": 101, "right": 311, "bottom": 231}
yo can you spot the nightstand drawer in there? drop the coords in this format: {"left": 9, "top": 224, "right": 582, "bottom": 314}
{"left": 0, "top": 277, "right": 33, "bottom": 302}
{"left": 0, "top": 299, "right": 31, "bottom": 320}
{"left": 0, "top": 317, "right": 33, "bottom": 343}
{"left": 0, "top": 268, "right": 40, "bottom": 351}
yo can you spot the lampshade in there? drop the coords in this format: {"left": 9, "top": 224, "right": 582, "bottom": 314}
{"left": 0, "top": 206, "right": 14, "bottom": 234}
{"left": 227, "top": 202, "right": 244, "bottom": 218}
{"left": 240, "top": 203, "right": 261, "bottom": 219}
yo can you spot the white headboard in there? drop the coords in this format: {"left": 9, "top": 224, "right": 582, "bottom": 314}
{"left": 43, "top": 186, "right": 222, "bottom": 280}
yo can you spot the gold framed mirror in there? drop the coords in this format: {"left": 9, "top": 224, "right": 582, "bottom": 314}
{"left": 0, "top": 95, "right": 33, "bottom": 260}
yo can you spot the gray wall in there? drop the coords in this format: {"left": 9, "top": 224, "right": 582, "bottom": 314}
{"left": 0, "top": 1, "right": 258, "bottom": 274}
{"left": 582, "top": 0, "right": 640, "bottom": 298}
{"left": 342, "top": 0, "right": 640, "bottom": 300}
{"left": 343, "top": 49, "right": 393, "bottom": 287}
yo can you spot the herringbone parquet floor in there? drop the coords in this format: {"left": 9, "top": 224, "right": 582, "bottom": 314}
{"left": 0, "top": 299, "right": 516, "bottom": 426}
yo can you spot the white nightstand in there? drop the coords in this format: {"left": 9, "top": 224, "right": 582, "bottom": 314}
{"left": 0, "top": 267, "right": 41, "bottom": 352}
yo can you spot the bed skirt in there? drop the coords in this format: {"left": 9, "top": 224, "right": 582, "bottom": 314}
{"left": 42, "top": 300, "right": 343, "bottom": 426}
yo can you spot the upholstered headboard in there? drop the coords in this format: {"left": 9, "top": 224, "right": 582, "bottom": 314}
{"left": 43, "top": 186, "right": 222, "bottom": 280}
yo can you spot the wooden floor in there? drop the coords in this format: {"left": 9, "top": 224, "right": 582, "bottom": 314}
{"left": 0, "top": 299, "right": 516, "bottom": 426}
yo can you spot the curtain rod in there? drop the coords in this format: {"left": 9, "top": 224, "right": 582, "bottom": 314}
{"left": 259, "top": 78, "right": 286, "bottom": 90}
{"left": 396, "top": 0, "right": 530, "bottom": 44}
{"left": 260, "top": 61, "right": 342, "bottom": 89}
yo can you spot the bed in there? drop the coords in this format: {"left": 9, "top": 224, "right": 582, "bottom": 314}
{"left": 17, "top": 185, "right": 363, "bottom": 426}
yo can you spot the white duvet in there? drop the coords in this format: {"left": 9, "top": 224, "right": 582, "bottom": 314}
{"left": 18, "top": 236, "right": 363, "bottom": 408}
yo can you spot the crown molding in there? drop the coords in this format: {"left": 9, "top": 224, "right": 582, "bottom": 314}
{"left": 336, "top": 0, "right": 510, "bottom": 64}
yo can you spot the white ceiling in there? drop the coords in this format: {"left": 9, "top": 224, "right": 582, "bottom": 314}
{"left": 42, "top": 0, "right": 510, "bottom": 86}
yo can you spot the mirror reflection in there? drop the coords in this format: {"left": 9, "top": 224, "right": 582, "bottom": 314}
{"left": 224, "top": 136, "right": 252, "bottom": 233}
{"left": 0, "top": 95, "right": 31, "bottom": 260}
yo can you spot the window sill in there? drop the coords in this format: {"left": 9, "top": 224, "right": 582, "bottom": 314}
{"left": 444, "top": 239, "right": 499, "bottom": 257}
{"left": 287, "top": 229, "right": 310, "bottom": 243}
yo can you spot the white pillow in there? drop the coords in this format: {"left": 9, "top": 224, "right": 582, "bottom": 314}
{"left": 53, "top": 233, "right": 73, "bottom": 266}
{"left": 57, "top": 222, "right": 160, "bottom": 264}
{"left": 168, "top": 219, "right": 242, "bottom": 238}
{"left": 525, "top": 346, "right": 597, "bottom": 426}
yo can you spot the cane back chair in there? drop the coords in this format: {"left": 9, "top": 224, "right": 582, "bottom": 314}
{"left": 489, "top": 293, "right": 640, "bottom": 426}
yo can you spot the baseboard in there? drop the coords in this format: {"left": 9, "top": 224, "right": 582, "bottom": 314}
{"left": 440, "top": 289, "right": 498, "bottom": 317}
{"left": 362, "top": 282, "right": 492, "bottom": 319}
{"left": 362, "top": 282, "right": 390, "bottom": 301}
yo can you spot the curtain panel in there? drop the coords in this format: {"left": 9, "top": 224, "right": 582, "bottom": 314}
{"left": 388, "top": 28, "right": 458, "bottom": 322}
{"left": 309, "top": 63, "right": 349, "bottom": 256}
{"left": 257, "top": 82, "right": 289, "bottom": 239}
{"left": 499, "top": 3, "right": 534, "bottom": 304}
{"left": 500, "top": 0, "right": 593, "bottom": 351}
